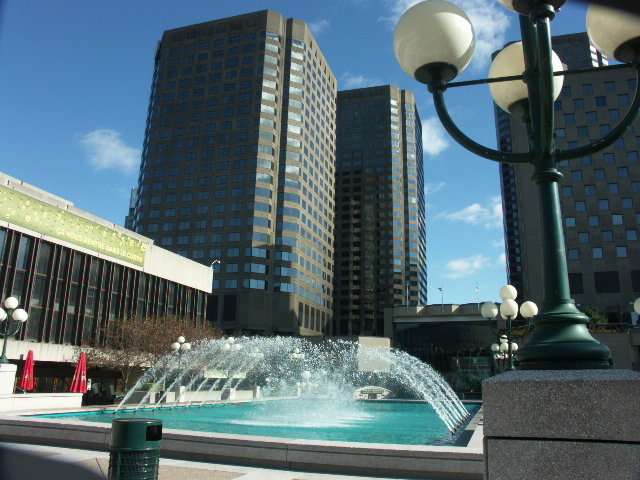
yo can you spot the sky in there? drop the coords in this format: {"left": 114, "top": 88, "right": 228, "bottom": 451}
{"left": 0, "top": 0, "right": 590, "bottom": 306}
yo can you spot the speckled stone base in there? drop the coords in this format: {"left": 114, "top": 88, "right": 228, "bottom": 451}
{"left": 485, "top": 439, "right": 640, "bottom": 480}
{"left": 0, "top": 364, "right": 17, "bottom": 395}
{"left": 482, "top": 370, "right": 640, "bottom": 479}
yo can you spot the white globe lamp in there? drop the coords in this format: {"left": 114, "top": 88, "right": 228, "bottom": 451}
{"left": 481, "top": 302, "right": 499, "bottom": 319}
{"left": 587, "top": 4, "right": 640, "bottom": 63}
{"left": 489, "top": 42, "right": 564, "bottom": 116}
{"left": 394, "top": 0, "right": 475, "bottom": 84}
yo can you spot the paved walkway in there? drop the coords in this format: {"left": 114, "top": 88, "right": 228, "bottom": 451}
{"left": 2, "top": 442, "right": 439, "bottom": 480}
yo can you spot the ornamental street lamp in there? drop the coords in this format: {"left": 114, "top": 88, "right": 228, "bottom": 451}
{"left": 289, "top": 347, "right": 305, "bottom": 360}
{"left": 482, "top": 286, "right": 538, "bottom": 372}
{"left": 395, "top": 0, "right": 640, "bottom": 369}
{"left": 0, "top": 297, "right": 28, "bottom": 364}
{"left": 171, "top": 335, "right": 192, "bottom": 354}
{"left": 223, "top": 336, "right": 242, "bottom": 352}
{"left": 491, "top": 335, "right": 517, "bottom": 373}
{"left": 171, "top": 336, "right": 191, "bottom": 369}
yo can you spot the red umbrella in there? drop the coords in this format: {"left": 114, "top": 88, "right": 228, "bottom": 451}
{"left": 19, "top": 350, "right": 34, "bottom": 391}
{"left": 70, "top": 352, "right": 87, "bottom": 393}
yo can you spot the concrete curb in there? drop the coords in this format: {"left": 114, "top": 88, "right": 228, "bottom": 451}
{"left": 0, "top": 412, "right": 484, "bottom": 479}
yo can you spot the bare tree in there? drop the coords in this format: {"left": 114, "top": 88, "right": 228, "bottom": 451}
{"left": 77, "top": 315, "right": 223, "bottom": 390}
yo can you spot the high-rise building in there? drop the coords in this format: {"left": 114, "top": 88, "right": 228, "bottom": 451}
{"left": 124, "top": 188, "right": 138, "bottom": 230}
{"left": 132, "top": 10, "right": 337, "bottom": 335}
{"left": 496, "top": 32, "right": 639, "bottom": 321}
{"left": 333, "top": 86, "right": 426, "bottom": 336}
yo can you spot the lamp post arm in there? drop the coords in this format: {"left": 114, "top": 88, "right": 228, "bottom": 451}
{"left": 0, "top": 319, "right": 10, "bottom": 364}
{"left": 0, "top": 317, "right": 22, "bottom": 364}
{"left": 557, "top": 63, "right": 640, "bottom": 161}
{"left": 0, "top": 322, "right": 23, "bottom": 339}
{"left": 486, "top": 318, "right": 501, "bottom": 337}
{"left": 517, "top": 319, "right": 533, "bottom": 340}
{"left": 430, "top": 86, "right": 531, "bottom": 164}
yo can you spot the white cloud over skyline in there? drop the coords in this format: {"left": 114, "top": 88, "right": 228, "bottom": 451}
{"left": 437, "top": 195, "right": 503, "bottom": 229}
{"left": 308, "top": 19, "right": 330, "bottom": 35}
{"left": 492, "top": 239, "right": 505, "bottom": 248}
{"left": 424, "top": 181, "right": 446, "bottom": 195}
{"left": 80, "top": 129, "right": 140, "bottom": 175}
{"left": 421, "top": 117, "right": 450, "bottom": 156}
{"left": 340, "top": 72, "right": 384, "bottom": 89}
{"left": 444, "top": 253, "right": 491, "bottom": 279}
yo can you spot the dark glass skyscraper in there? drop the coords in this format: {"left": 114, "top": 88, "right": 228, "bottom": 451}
{"left": 333, "top": 86, "right": 426, "bottom": 336}
{"left": 133, "top": 10, "right": 337, "bottom": 335}
{"left": 497, "top": 32, "right": 640, "bottom": 321}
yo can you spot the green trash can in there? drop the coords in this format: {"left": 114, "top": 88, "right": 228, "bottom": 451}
{"left": 108, "top": 418, "right": 162, "bottom": 480}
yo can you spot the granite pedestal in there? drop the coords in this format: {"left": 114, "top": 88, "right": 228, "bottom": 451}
{"left": 0, "top": 364, "right": 17, "bottom": 395}
{"left": 482, "top": 370, "right": 640, "bottom": 479}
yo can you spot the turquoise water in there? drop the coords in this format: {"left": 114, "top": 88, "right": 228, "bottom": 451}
{"left": 37, "top": 399, "right": 480, "bottom": 446}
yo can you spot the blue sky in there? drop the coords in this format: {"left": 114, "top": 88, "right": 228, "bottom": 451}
{"left": 0, "top": 0, "right": 590, "bottom": 305}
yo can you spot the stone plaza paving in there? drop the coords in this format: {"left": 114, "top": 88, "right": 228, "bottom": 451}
{"left": 2, "top": 442, "right": 465, "bottom": 480}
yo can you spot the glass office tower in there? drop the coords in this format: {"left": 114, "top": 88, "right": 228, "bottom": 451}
{"left": 333, "top": 86, "right": 426, "bottom": 336}
{"left": 133, "top": 10, "right": 337, "bottom": 335}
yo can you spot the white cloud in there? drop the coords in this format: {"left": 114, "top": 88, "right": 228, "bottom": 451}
{"left": 308, "top": 20, "right": 330, "bottom": 36}
{"left": 497, "top": 252, "right": 506, "bottom": 265}
{"left": 444, "top": 254, "right": 491, "bottom": 279}
{"left": 379, "top": 0, "right": 422, "bottom": 24}
{"left": 381, "top": 0, "right": 511, "bottom": 70}
{"left": 424, "top": 181, "right": 446, "bottom": 195}
{"left": 437, "top": 195, "right": 503, "bottom": 229}
{"left": 340, "top": 72, "right": 384, "bottom": 90}
{"left": 80, "top": 129, "right": 140, "bottom": 174}
{"left": 492, "top": 239, "right": 505, "bottom": 248}
{"left": 421, "top": 117, "right": 450, "bottom": 156}
{"left": 111, "top": 187, "right": 134, "bottom": 199}
{"left": 457, "top": 0, "right": 511, "bottom": 69}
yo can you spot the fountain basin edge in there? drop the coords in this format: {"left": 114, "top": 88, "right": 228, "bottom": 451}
{"left": 0, "top": 411, "right": 483, "bottom": 479}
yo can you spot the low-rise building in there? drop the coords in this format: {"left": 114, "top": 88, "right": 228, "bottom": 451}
{"left": 0, "top": 172, "right": 213, "bottom": 392}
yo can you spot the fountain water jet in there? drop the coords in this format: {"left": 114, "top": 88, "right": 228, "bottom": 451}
{"left": 116, "top": 337, "right": 470, "bottom": 431}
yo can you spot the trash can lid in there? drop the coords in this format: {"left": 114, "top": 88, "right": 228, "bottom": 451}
{"left": 111, "top": 418, "right": 163, "bottom": 449}
{"left": 112, "top": 418, "right": 162, "bottom": 424}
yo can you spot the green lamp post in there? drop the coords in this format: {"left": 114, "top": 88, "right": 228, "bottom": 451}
{"left": 481, "top": 286, "right": 538, "bottom": 372}
{"left": 0, "top": 297, "right": 29, "bottom": 364}
{"left": 171, "top": 336, "right": 191, "bottom": 371}
{"left": 394, "top": 0, "right": 640, "bottom": 369}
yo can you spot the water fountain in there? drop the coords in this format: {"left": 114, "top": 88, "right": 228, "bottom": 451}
{"left": 116, "top": 336, "right": 470, "bottom": 433}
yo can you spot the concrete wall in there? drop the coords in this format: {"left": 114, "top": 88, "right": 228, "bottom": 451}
{"left": 592, "top": 331, "right": 640, "bottom": 371}
{"left": 0, "top": 393, "right": 82, "bottom": 413}
{"left": 3, "top": 340, "right": 75, "bottom": 364}
{"left": 144, "top": 244, "right": 212, "bottom": 291}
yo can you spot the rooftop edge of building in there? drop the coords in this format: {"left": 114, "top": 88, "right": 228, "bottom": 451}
{"left": 0, "top": 171, "right": 213, "bottom": 292}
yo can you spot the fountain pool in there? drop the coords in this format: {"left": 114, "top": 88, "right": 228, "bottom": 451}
{"left": 21, "top": 339, "right": 482, "bottom": 478}
{"left": 106, "top": 337, "right": 470, "bottom": 434}
{"left": 37, "top": 399, "right": 481, "bottom": 446}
